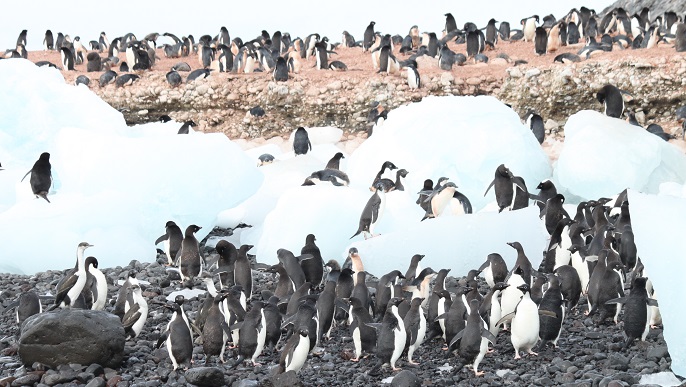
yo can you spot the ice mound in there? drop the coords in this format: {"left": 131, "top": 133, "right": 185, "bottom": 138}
{"left": 555, "top": 111, "right": 686, "bottom": 201}
{"left": 347, "top": 95, "right": 552, "bottom": 211}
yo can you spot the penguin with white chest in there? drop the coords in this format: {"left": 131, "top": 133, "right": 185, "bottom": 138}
{"left": 403, "top": 297, "right": 426, "bottom": 365}
{"left": 230, "top": 301, "right": 267, "bottom": 367}
{"left": 121, "top": 284, "right": 148, "bottom": 339}
{"left": 606, "top": 277, "right": 657, "bottom": 348}
{"left": 278, "top": 328, "right": 310, "bottom": 373}
{"left": 155, "top": 221, "right": 183, "bottom": 265}
{"left": 52, "top": 242, "right": 93, "bottom": 309}
{"left": 478, "top": 253, "right": 508, "bottom": 289}
{"left": 351, "top": 181, "right": 386, "bottom": 239}
{"left": 372, "top": 297, "right": 406, "bottom": 372}
{"left": 156, "top": 296, "right": 193, "bottom": 371}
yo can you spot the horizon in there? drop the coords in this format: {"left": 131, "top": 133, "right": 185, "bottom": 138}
{"left": 2, "top": 1, "right": 612, "bottom": 52}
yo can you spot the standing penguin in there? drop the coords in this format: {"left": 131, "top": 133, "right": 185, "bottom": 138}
{"left": 325, "top": 152, "right": 345, "bottom": 170}
{"left": 374, "top": 297, "right": 406, "bottom": 371}
{"left": 479, "top": 282, "right": 509, "bottom": 337}
{"left": 498, "top": 284, "right": 549, "bottom": 359}
{"left": 606, "top": 277, "right": 657, "bottom": 348}
{"left": 202, "top": 292, "right": 230, "bottom": 364}
{"left": 586, "top": 250, "right": 625, "bottom": 323}
{"left": 597, "top": 84, "right": 626, "bottom": 118}
{"left": 122, "top": 284, "right": 148, "bottom": 339}
{"left": 554, "top": 265, "right": 582, "bottom": 312}
{"left": 316, "top": 280, "right": 337, "bottom": 341}
{"left": 60, "top": 47, "right": 75, "bottom": 70}
{"left": 375, "top": 270, "right": 405, "bottom": 321}
{"left": 347, "top": 296, "right": 377, "bottom": 361}
{"left": 426, "top": 268, "right": 450, "bottom": 339}
{"left": 155, "top": 221, "right": 184, "bottom": 265}
{"left": 363, "top": 22, "right": 376, "bottom": 51}
{"left": 478, "top": 253, "right": 508, "bottom": 289}
{"left": 21, "top": 152, "right": 52, "bottom": 203}
{"left": 293, "top": 127, "right": 312, "bottom": 155}
{"left": 231, "top": 301, "right": 267, "bottom": 367}
{"left": 300, "top": 234, "right": 324, "bottom": 288}
{"left": 85, "top": 257, "right": 108, "bottom": 311}
{"left": 484, "top": 164, "right": 525, "bottom": 212}
{"left": 156, "top": 297, "right": 193, "bottom": 371}
{"left": 277, "top": 248, "right": 307, "bottom": 291}
{"left": 450, "top": 299, "right": 497, "bottom": 376}
{"left": 278, "top": 328, "right": 310, "bottom": 373}
{"left": 403, "top": 297, "right": 426, "bottom": 365}
{"left": 351, "top": 181, "right": 386, "bottom": 239}
{"left": 543, "top": 194, "right": 571, "bottom": 235}
{"left": 522, "top": 15, "right": 540, "bottom": 42}
{"left": 176, "top": 225, "right": 204, "bottom": 282}
{"left": 525, "top": 110, "right": 546, "bottom": 144}
{"left": 534, "top": 27, "right": 548, "bottom": 55}
{"left": 15, "top": 291, "right": 42, "bottom": 324}
{"left": 404, "top": 64, "right": 420, "bottom": 90}
{"left": 235, "top": 245, "right": 253, "bottom": 299}
{"left": 537, "top": 275, "right": 565, "bottom": 348}
{"left": 215, "top": 240, "right": 238, "bottom": 288}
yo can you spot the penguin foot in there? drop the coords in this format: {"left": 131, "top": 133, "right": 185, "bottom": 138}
{"left": 441, "top": 345, "right": 449, "bottom": 351}
{"left": 252, "top": 361, "right": 261, "bottom": 366}
{"left": 514, "top": 353, "right": 521, "bottom": 360}
{"left": 407, "top": 360, "right": 419, "bottom": 365}
{"left": 487, "top": 348, "right": 495, "bottom": 354}
{"left": 391, "top": 366, "right": 402, "bottom": 371}
{"left": 351, "top": 357, "right": 359, "bottom": 362}
{"left": 528, "top": 351, "right": 539, "bottom": 356}
{"left": 474, "top": 371, "right": 485, "bottom": 377}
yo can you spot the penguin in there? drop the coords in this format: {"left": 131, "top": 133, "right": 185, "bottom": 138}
{"left": 325, "top": 152, "right": 345, "bottom": 170}
{"left": 348, "top": 296, "right": 377, "bottom": 361}
{"left": 215, "top": 240, "right": 238, "bottom": 288}
{"left": 302, "top": 169, "right": 350, "bottom": 187}
{"left": 541, "top": 218, "right": 575, "bottom": 273}
{"left": 416, "top": 179, "right": 434, "bottom": 214}
{"left": 586, "top": 250, "right": 625, "bottom": 323}
{"left": 115, "top": 74, "right": 140, "bottom": 88}
{"left": 59, "top": 47, "right": 75, "bottom": 70}
{"left": 15, "top": 291, "right": 42, "bottom": 324}
{"left": 676, "top": 23, "right": 686, "bottom": 52}
{"left": 273, "top": 56, "right": 288, "bottom": 81}
{"left": 172, "top": 224, "right": 203, "bottom": 282}
{"left": 432, "top": 289, "right": 453, "bottom": 343}
{"left": 350, "top": 271, "right": 371, "bottom": 317}
{"left": 293, "top": 127, "right": 312, "bottom": 155}
{"left": 278, "top": 328, "right": 310, "bottom": 373}
{"left": 202, "top": 292, "right": 230, "bottom": 364}
{"left": 284, "top": 295, "right": 319, "bottom": 351}
{"left": 450, "top": 299, "right": 497, "bottom": 376}
{"left": 525, "top": 110, "right": 545, "bottom": 144}
{"left": 497, "top": 284, "right": 552, "bottom": 359}
{"left": 187, "top": 68, "right": 211, "bottom": 82}
{"left": 44, "top": 30, "right": 54, "bottom": 50}
{"left": 404, "top": 254, "right": 424, "bottom": 285}
{"left": 606, "top": 277, "right": 657, "bottom": 348}
{"left": 404, "top": 268, "right": 436, "bottom": 308}
{"left": 554, "top": 265, "right": 582, "bottom": 312}
{"left": 426, "top": 268, "right": 450, "bottom": 339}
{"left": 478, "top": 253, "right": 508, "bottom": 289}
{"left": 445, "top": 13, "right": 458, "bottom": 34}
{"left": 437, "top": 287, "right": 468, "bottom": 350}
{"left": 300, "top": 234, "right": 324, "bottom": 287}
{"left": 84, "top": 256, "right": 107, "bottom": 311}
{"left": 316, "top": 280, "right": 336, "bottom": 341}
{"left": 348, "top": 247, "right": 365, "bottom": 282}
{"left": 403, "top": 297, "right": 426, "bottom": 365}
{"left": 522, "top": 15, "right": 540, "bottom": 42}
{"left": 404, "top": 64, "right": 420, "bottom": 90}
{"left": 484, "top": 164, "right": 525, "bottom": 212}
{"left": 113, "top": 273, "right": 137, "bottom": 320}
{"left": 374, "top": 168, "right": 408, "bottom": 192}
{"left": 553, "top": 52, "right": 581, "bottom": 64}
{"left": 99, "top": 70, "right": 117, "bottom": 87}
{"left": 547, "top": 22, "right": 563, "bottom": 53}
{"left": 52, "top": 242, "right": 93, "bottom": 309}
{"left": 224, "top": 285, "right": 247, "bottom": 345}
{"left": 534, "top": 27, "right": 548, "bottom": 55}
{"left": 597, "top": 84, "right": 626, "bottom": 118}
{"left": 342, "top": 31, "right": 357, "bottom": 48}
{"left": 531, "top": 180, "right": 558, "bottom": 214}
{"left": 507, "top": 241, "right": 534, "bottom": 286}
{"left": 286, "top": 281, "right": 313, "bottom": 318}
{"left": 230, "top": 301, "right": 267, "bottom": 367}
{"left": 568, "top": 244, "right": 592, "bottom": 295}
{"left": 375, "top": 270, "right": 405, "bottom": 321}
{"left": 374, "top": 297, "right": 406, "bottom": 371}
{"left": 121, "top": 284, "right": 148, "bottom": 339}
{"left": 21, "top": 152, "right": 52, "bottom": 203}
{"left": 618, "top": 224, "right": 637, "bottom": 271}
{"left": 371, "top": 161, "right": 398, "bottom": 188}
{"left": 263, "top": 295, "right": 283, "bottom": 352}
{"left": 537, "top": 274, "right": 565, "bottom": 348}
{"left": 542, "top": 194, "right": 571, "bottom": 235}
{"left": 257, "top": 154, "right": 275, "bottom": 167}
{"left": 363, "top": 22, "right": 376, "bottom": 51}
{"left": 234, "top": 244, "right": 253, "bottom": 299}
{"left": 351, "top": 181, "right": 386, "bottom": 239}
{"left": 500, "top": 267, "right": 530, "bottom": 328}
{"left": 277, "top": 248, "right": 307, "bottom": 291}
{"left": 165, "top": 70, "right": 182, "bottom": 87}
{"left": 335, "top": 268, "right": 355, "bottom": 322}
{"left": 155, "top": 221, "right": 184, "bottom": 265}
{"left": 466, "top": 30, "right": 481, "bottom": 58}
{"left": 314, "top": 40, "right": 330, "bottom": 70}
{"left": 86, "top": 52, "right": 102, "bottom": 72}
{"left": 156, "top": 297, "right": 193, "bottom": 371}
{"left": 479, "top": 282, "right": 509, "bottom": 337}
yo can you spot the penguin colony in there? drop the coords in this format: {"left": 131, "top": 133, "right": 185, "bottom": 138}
{"left": 6, "top": 6, "right": 686, "bottom": 139}
{"left": 0, "top": 5, "right": 681, "bottom": 385}
{"left": 5, "top": 142, "right": 668, "bottom": 382}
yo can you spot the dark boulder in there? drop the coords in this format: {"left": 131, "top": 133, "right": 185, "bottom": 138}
{"left": 18, "top": 309, "right": 125, "bottom": 368}
{"left": 184, "top": 367, "right": 226, "bottom": 386}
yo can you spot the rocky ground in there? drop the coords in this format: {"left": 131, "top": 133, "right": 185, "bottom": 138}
{"left": 0, "top": 227, "right": 678, "bottom": 387}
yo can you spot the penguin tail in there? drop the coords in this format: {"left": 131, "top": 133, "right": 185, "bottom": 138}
{"left": 38, "top": 192, "right": 50, "bottom": 203}
{"left": 228, "top": 356, "right": 244, "bottom": 370}
{"left": 368, "top": 361, "right": 383, "bottom": 376}
{"left": 350, "top": 230, "right": 362, "bottom": 239}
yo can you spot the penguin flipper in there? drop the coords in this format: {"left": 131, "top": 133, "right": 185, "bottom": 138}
{"left": 122, "top": 308, "right": 141, "bottom": 330}
{"left": 154, "top": 234, "right": 168, "bottom": 245}
{"left": 335, "top": 298, "right": 349, "bottom": 312}
{"left": 364, "top": 322, "right": 383, "bottom": 331}
{"left": 434, "top": 313, "right": 447, "bottom": 323}
{"left": 605, "top": 297, "right": 629, "bottom": 305}
{"left": 481, "top": 328, "right": 497, "bottom": 344}
{"left": 448, "top": 329, "right": 465, "bottom": 348}
{"left": 538, "top": 310, "right": 557, "bottom": 318}
{"left": 495, "top": 312, "right": 515, "bottom": 327}
{"left": 483, "top": 179, "right": 495, "bottom": 197}
{"left": 156, "top": 331, "right": 168, "bottom": 349}
{"left": 230, "top": 321, "right": 244, "bottom": 331}
{"left": 220, "top": 321, "right": 232, "bottom": 336}
{"left": 20, "top": 169, "right": 32, "bottom": 182}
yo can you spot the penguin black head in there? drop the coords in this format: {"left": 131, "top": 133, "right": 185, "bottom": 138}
{"left": 175, "top": 295, "right": 185, "bottom": 305}
{"left": 422, "top": 179, "right": 433, "bottom": 191}
{"left": 305, "top": 234, "right": 316, "bottom": 244}
{"left": 632, "top": 277, "right": 648, "bottom": 290}
{"left": 186, "top": 224, "right": 201, "bottom": 234}
{"left": 324, "top": 259, "right": 340, "bottom": 271}
{"left": 412, "top": 254, "right": 425, "bottom": 262}
{"left": 39, "top": 152, "right": 51, "bottom": 162}
{"left": 341, "top": 267, "right": 355, "bottom": 276}
{"left": 388, "top": 297, "right": 404, "bottom": 307}
{"left": 298, "top": 328, "right": 309, "bottom": 337}
{"left": 506, "top": 241, "right": 523, "bottom": 251}
{"left": 436, "top": 289, "right": 451, "bottom": 299}
{"left": 494, "top": 282, "right": 510, "bottom": 291}
{"left": 159, "top": 115, "right": 172, "bottom": 123}
{"left": 536, "top": 180, "right": 554, "bottom": 190}
{"left": 516, "top": 284, "right": 531, "bottom": 293}
{"left": 85, "top": 256, "right": 99, "bottom": 269}
{"left": 348, "top": 247, "right": 359, "bottom": 256}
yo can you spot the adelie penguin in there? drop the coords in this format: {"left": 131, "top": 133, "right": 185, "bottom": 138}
{"left": 597, "top": 84, "right": 629, "bottom": 118}
{"left": 22, "top": 152, "right": 52, "bottom": 203}
{"left": 534, "top": 27, "right": 548, "bottom": 55}
{"left": 478, "top": 253, "right": 508, "bottom": 288}
{"left": 370, "top": 297, "right": 406, "bottom": 373}
{"left": 273, "top": 56, "right": 288, "bottom": 81}
{"left": 483, "top": 164, "right": 526, "bottom": 212}
{"left": 168, "top": 225, "right": 204, "bottom": 283}
{"left": 301, "top": 234, "right": 325, "bottom": 288}
{"left": 524, "top": 110, "right": 545, "bottom": 144}
{"left": 230, "top": 301, "right": 267, "bottom": 368}
{"left": 277, "top": 328, "right": 310, "bottom": 373}
{"left": 363, "top": 21, "right": 376, "bottom": 51}
{"left": 293, "top": 127, "right": 312, "bottom": 155}
{"left": 155, "top": 220, "right": 184, "bottom": 265}
{"left": 156, "top": 296, "right": 193, "bottom": 370}
{"left": 449, "top": 298, "right": 497, "bottom": 376}
{"left": 351, "top": 180, "right": 386, "bottom": 239}
{"left": 606, "top": 277, "right": 658, "bottom": 348}
{"left": 121, "top": 284, "right": 149, "bottom": 339}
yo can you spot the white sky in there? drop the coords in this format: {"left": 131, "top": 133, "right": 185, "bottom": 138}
{"left": 2, "top": 0, "right": 612, "bottom": 51}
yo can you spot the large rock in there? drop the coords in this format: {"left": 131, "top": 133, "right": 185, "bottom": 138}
{"left": 18, "top": 309, "right": 125, "bottom": 368}
{"left": 184, "top": 367, "right": 226, "bottom": 386}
